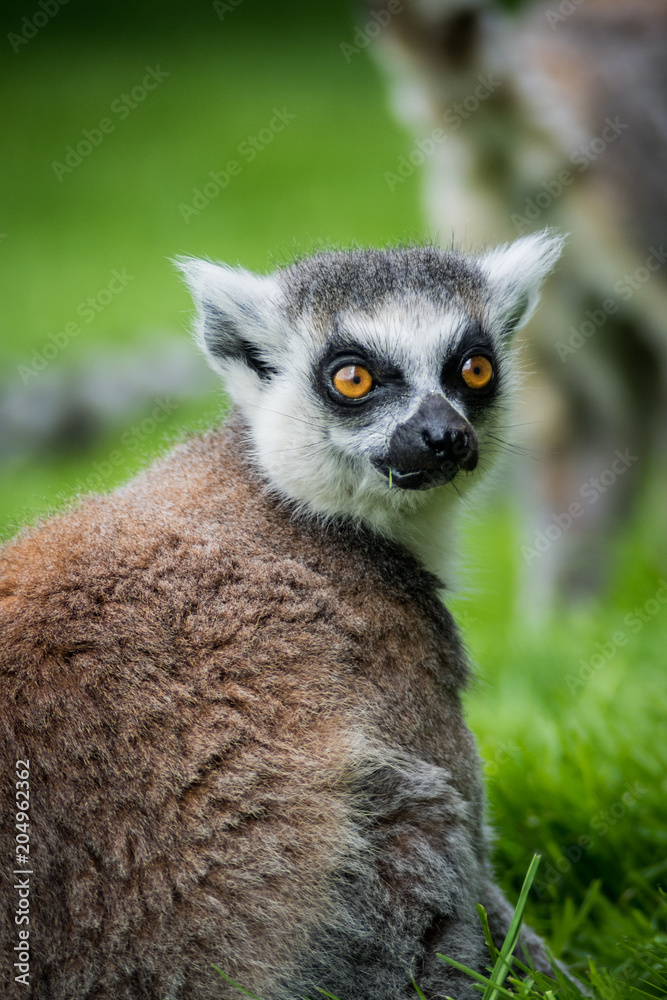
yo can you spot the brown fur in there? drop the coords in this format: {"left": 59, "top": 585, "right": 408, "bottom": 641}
{"left": 0, "top": 416, "right": 552, "bottom": 999}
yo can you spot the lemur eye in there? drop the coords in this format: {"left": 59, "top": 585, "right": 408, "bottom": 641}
{"left": 461, "top": 355, "right": 493, "bottom": 390}
{"left": 332, "top": 364, "right": 374, "bottom": 399}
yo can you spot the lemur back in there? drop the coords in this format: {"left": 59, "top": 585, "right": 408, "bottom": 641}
{"left": 0, "top": 238, "right": 562, "bottom": 999}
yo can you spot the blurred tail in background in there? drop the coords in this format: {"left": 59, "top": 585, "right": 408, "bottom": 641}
{"left": 364, "top": 0, "right": 667, "bottom": 615}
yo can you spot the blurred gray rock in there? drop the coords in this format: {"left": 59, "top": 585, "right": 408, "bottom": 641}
{"left": 0, "top": 333, "right": 219, "bottom": 460}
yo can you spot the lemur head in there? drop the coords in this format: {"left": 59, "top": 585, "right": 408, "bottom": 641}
{"left": 179, "top": 233, "right": 562, "bottom": 546}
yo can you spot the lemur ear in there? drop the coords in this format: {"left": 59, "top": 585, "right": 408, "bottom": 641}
{"left": 176, "top": 257, "right": 284, "bottom": 381}
{"left": 480, "top": 230, "right": 565, "bottom": 338}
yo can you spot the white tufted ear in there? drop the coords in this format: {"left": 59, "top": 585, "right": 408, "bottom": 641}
{"left": 480, "top": 230, "right": 565, "bottom": 337}
{"left": 176, "top": 257, "right": 286, "bottom": 382}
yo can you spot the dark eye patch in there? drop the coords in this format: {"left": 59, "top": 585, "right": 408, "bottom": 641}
{"left": 315, "top": 339, "right": 406, "bottom": 417}
{"left": 441, "top": 322, "right": 501, "bottom": 411}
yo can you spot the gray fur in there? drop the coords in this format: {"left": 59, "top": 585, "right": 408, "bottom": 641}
{"left": 0, "top": 237, "right": 564, "bottom": 1000}
{"left": 179, "top": 232, "right": 563, "bottom": 576}
{"left": 278, "top": 245, "right": 487, "bottom": 323}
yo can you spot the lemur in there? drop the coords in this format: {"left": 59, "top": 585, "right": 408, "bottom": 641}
{"left": 364, "top": 0, "right": 667, "bottom": 612}
{"left": 0, "top": 233, "right": 564, "bottom": 1000}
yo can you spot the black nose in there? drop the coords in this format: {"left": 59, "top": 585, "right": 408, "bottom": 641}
{"left": 422, "top": 423, "right": 477, "bottom": 471}
{"left": 387, "top": 394, "right": 479, "bottom": 480}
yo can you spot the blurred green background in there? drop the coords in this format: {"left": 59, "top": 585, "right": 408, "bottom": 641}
{"left": 1, "top": 0, "right": 426, "bottom": 534}
{"left": 1, "top": 0, "right": 665, "bottom": 993}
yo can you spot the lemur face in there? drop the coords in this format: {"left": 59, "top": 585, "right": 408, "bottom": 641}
{"left": 179, "top": 233, "right": 562, "bottom": 534}
{"left": 311, "top": 306, "right": 495, "bottom": 492}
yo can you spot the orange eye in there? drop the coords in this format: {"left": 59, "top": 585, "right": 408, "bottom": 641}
{"left": 332, "top": 364, "right": 374, "bottom": 399}
{"left": 461, "top": 355, "right": 493, "bottom": 389}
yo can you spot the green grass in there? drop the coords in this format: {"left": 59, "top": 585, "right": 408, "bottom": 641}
{"left": 1, "top": 2, "right": 665, "bottom": 996}
{"left": 449, "top": 487, "right": 667, "bottom": 993}
{"left": 409, "top": 481, "right": 664, "bottom": 996}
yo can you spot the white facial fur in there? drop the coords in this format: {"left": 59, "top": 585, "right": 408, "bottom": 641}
{"left": 247, "top": 299, "right": 474, "bottom": 532}
{"left": 178, "top": 232, "right": 563, "bottom": 578}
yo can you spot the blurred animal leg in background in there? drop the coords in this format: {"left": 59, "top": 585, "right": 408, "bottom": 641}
{"left": 366, "top": 0, "right": 667, "bottom": 614}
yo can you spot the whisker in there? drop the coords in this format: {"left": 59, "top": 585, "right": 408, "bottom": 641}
{"left": 264, "top": 441, "right": 332, "bottom": 458}
{"left": 448, "top": 478, "right": 475, "bottom": 510}
{"left": 492, "top": 419, "right": 550, "bottom": 430}
{"left": 241, "top": 401, "right": 329, "bottom": 430}
{"left": 484, "top": 433, "right": 540, "bottom": 460}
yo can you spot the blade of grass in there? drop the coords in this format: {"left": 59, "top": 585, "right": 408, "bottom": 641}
{"left": 477, "top": 902, "right": 500, "bottom": 964}
{"left": 436, "top": 953, "right": 518, "bottom": 999}
{"left": 411, "top": 976, "right": 429, "bottom": 999}
{"left": 212, "top": 966, "right": 266, "bottom": 1000}
{"left": 483, "top": 853, "right": 542, "bottom": 1000}
{"left": 627, "top": 987, "right": 665, "bottom": 999}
